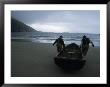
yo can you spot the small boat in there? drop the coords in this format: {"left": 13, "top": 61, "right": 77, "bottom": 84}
{"left": 54, "top": 43, "right": 86, "bottom": 70}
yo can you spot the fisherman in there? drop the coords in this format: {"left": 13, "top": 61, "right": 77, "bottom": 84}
{"left": 53, "top": 36, "right": 65, "bottom": 53}
{"left": 80, "top": 35, "right": 94, "bottom": 57}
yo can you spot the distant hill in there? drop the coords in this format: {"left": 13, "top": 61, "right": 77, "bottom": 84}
{"left": 11, "top": 18, "right": 37, "bottom": 32}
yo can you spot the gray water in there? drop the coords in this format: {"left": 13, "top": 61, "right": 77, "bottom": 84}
{"left": 11, "top": 32, "right": 100, "bottom": 46}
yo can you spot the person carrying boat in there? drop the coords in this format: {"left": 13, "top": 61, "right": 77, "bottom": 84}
{"left": 80, "top": 35, "right": 94, "bottom": 57}
{"left": 53, "top": 36, "right": 65, "bottom": 53}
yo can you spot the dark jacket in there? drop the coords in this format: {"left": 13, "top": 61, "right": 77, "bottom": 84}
{"left": 53, "top": 38, "right": 65, "bottom": 47}
{"left": 81, "top": 37, "right": 94, "bottom": 47}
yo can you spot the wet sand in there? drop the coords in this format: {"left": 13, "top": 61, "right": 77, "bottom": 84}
{"left": 11, "top": 41, "right": 100, "bottom": 77}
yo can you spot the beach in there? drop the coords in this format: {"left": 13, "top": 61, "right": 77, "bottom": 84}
{"left": 11, "top": 41, "right": 100, "bottom": 77}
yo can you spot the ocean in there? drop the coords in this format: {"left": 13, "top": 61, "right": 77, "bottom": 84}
{"left": 11, "top": 32, "right": 100, "bottom": 47}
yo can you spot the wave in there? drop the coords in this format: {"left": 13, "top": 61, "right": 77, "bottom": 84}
{"left": 11, "top": 32, "right": 100, "bottom": 46}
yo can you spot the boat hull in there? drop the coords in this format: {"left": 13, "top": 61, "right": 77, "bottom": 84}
{"left": 54, "top": 43, "right": 86, "bottom": 70}
{"left": 54, "top": 57, "right": 86, "bottom": 70}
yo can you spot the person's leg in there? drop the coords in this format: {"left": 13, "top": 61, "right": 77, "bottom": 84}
{"left": 83, "top": 45, "right": 89, "bottom": 56}
{"left": 85, "top": 45, "right": 89, "bottom": 55}
{"left": 57, "top": 46, "right": 60, "bottom": 52}
{"left": 82, "top": 45, "right": 85, "bottom": 56}
{"left": 57, "top": 44, "right": 63, "bottom": 53}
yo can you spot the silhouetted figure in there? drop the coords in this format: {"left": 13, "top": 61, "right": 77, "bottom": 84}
{"left": 53, "top": 36, "right": 65, "bottom": 53}
{"left": 80, "top": 35, "right": 94, "bottom": 56}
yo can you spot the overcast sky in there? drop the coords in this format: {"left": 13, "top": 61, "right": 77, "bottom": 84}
{"left": 11, "top": 10, "right": 100, "bottom": 34}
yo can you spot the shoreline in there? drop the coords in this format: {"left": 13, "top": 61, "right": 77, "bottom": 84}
{"left": 11, "top": 39, "right": 100, "bottom": 47}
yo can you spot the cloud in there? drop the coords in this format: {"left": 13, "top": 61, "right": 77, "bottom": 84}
{"left": 12, "top": 10, "right": 100, "bottom": 34}
{"left": 30, "top": 23, "right": 69, "bottom": 33}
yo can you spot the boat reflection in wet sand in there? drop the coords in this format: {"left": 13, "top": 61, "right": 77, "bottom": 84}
{"left": 54, "top": 43, "right": 86, "bottom": 70}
